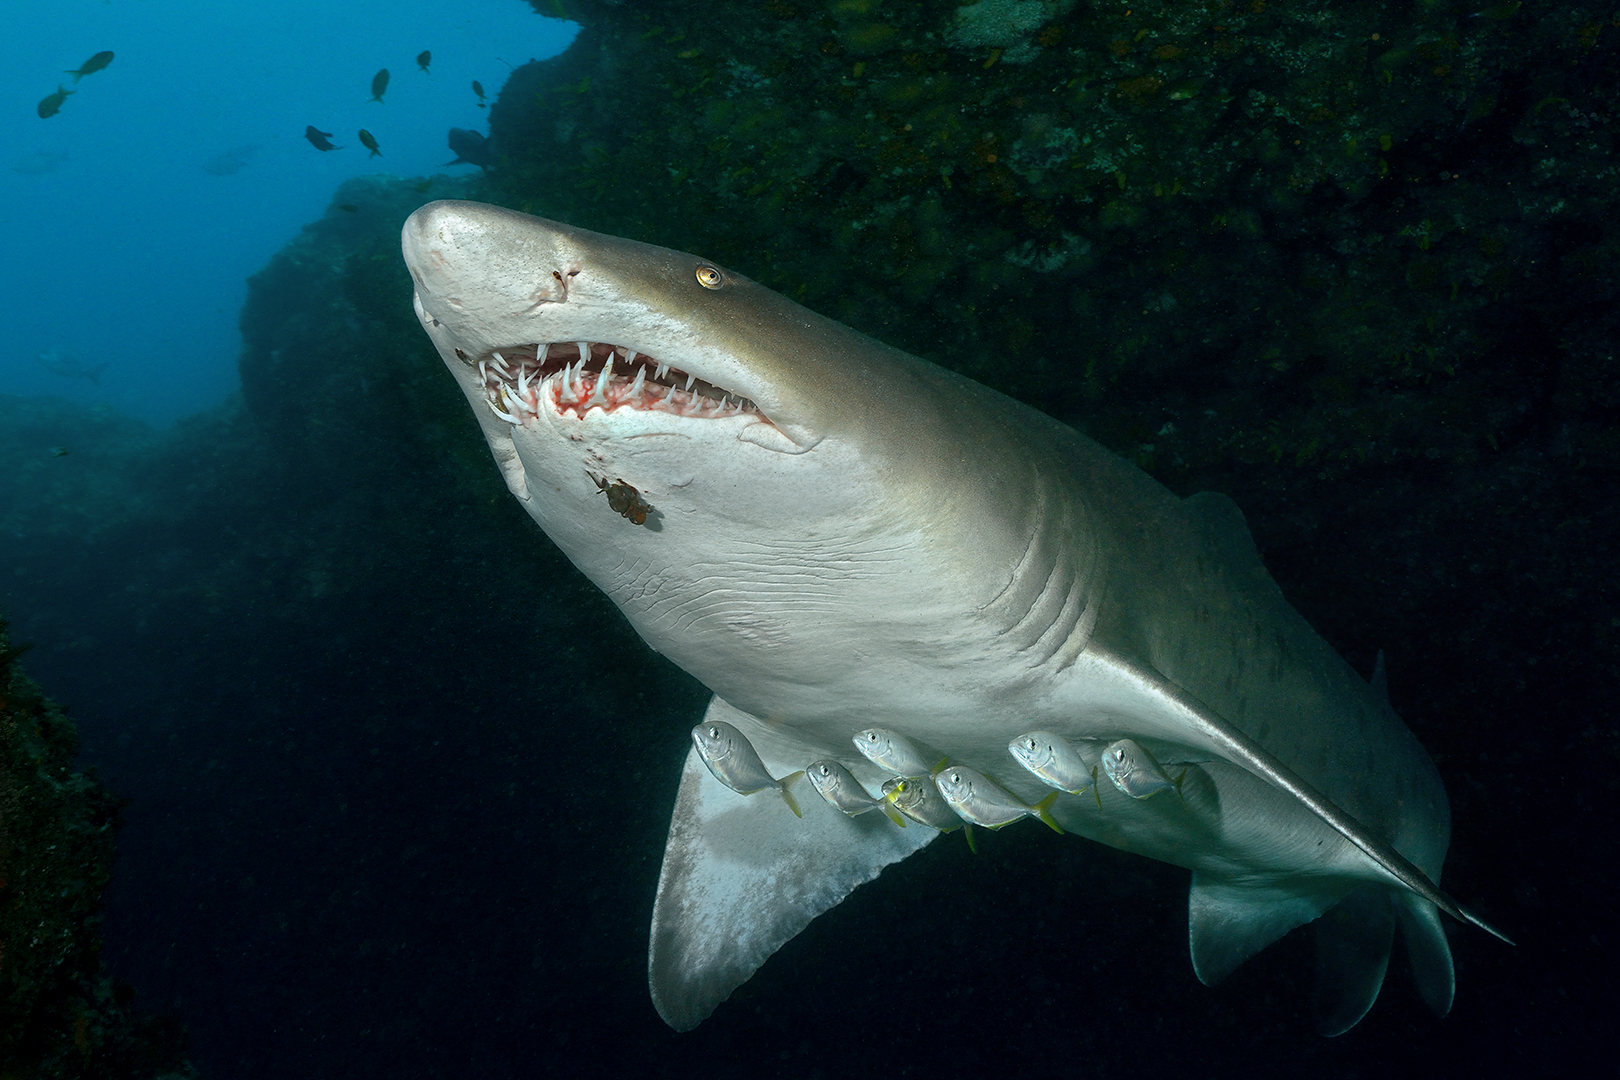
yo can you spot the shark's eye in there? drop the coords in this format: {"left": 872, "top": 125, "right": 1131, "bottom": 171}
{"left": 695, "top": 265, "right": 724, "bottom": 289}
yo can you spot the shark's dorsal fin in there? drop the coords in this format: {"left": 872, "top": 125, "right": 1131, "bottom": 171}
{"left": 1184, "top": 491, "right": 1275, "bottom": 591}
{"left": 648, "top": 697, "right": 934, "bottom": 1030}
{"left": 1369, "top": 650, "right": 1389, "bottom": 704}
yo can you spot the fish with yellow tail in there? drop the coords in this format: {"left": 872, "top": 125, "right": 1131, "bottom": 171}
{"left": 880, "top": 776, "right": 974, "bottom": 853}
{"left": 934, "top": 765, "right": 1064, "bottom": 834}
{"left": 690, "top": 720, "right": 803, "bottom": 818}
{"left": 1100, "top": 738, "right": 1185, "bottom": 799}
{"left": 806, "top": 760, "right": 905, "bottom": 826}
{"left": 852, "top": 727, "right": 945, "bottom": 778}
{"left": 1009, "top": 730, "right": 1102, "bottom": 804}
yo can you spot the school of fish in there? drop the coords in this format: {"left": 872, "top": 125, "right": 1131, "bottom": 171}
{"left": 693, "top": 719, "right": 1188, "bottom": 843}
{"left": 35, "top": 41, "right": 489, "bottom": 174}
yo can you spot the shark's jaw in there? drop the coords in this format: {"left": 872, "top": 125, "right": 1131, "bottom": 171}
{"left": 449, "top": 339, "right": 769, "bottom": 437}
{"left": 402, "top": 200, "right": 838, "bottom": 458}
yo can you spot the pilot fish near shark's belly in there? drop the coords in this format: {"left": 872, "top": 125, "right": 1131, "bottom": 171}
{"left": 399, "top": 200, "right": 1508, "bottom": 1036}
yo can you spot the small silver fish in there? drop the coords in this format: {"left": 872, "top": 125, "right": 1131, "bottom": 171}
{"left": 933, "top": 765, "right": 1063, "bottom": 833}
{"left": 852, "top": 727, "right": 942, "bottom": 777}
{"left": 690, "top": 720, "right": 803, "bottom": 817}
{"left": 1008, "top": 730, "right": 1099, "bottom": 797}
{"left": 806, "top": 760, "right": 905, "bottom": 826}
{"left": 1099, "top": 738, "right": 1184, "bottom": 799}
{"left": 880, "top": 776, "right": 964, "bottom": 833}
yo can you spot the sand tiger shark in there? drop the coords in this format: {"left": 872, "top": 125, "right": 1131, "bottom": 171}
{"left": 400, "top": 200, "right": 1506, "bottom": 1035}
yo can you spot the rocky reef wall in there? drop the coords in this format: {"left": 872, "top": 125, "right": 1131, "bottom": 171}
{"left": 0, "top": 621, "right": 194, "bottom": 1078}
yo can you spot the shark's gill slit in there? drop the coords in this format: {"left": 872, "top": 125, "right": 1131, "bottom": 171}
{"left": 469, "top": 342, "right": 763, "bottom": 426}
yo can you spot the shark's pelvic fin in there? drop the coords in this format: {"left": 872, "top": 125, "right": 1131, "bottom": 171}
{"left": 648, "top": 698, "right": 934, "bottom": 1031}
{"left": 1188, "top": 873, "right": 1336, "bottom": 987}
{"left": 1312, "top": 885, "right": 1397, "bottom": 1037}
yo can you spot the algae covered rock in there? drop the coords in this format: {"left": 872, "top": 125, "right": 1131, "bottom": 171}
{"left": 0, "top": 620, "right": 195, "bottom": 1078}
{"left": 497, "top": 0, "right": 1618, "bottom": 483}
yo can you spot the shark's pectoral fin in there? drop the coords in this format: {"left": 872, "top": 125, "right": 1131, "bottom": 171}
{"left": 1312, "top": 885, "right": 1396, "bottom": 1036}
{"left": 1187, "top": 872, "right": 1337, "bottom": 987}
{"left": 648, "top": 697, "right": 935, "bottom": 1031}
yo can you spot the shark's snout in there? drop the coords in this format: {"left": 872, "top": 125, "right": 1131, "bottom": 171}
{"left": 402, "top": 201, "right": 572, "bottom": 336}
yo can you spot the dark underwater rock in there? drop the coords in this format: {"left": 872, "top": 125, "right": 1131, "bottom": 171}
{"left": 0, "top": 619, "right": 196, "bottom": 1078}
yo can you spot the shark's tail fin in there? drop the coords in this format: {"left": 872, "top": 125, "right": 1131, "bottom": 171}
{"left": 1397, "top": 890, "right": 1456, "bottom": 1018}
{"left": 1312, "top": 885, "right": 1396, "bottom": 1036}
{"left": 1311, "top": 884, "right": 1455, "bottom": 1035}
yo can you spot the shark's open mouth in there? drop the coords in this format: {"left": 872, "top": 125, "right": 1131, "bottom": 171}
{"left": 459, "top": 341, "right": 761, "bottom": 426}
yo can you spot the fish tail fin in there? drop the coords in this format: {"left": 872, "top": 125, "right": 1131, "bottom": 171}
{"left": 1032, "top": 791, "right": 1064, "bottom": 834}
{"left": 777, "top": 770, "right": 804, "bottom": 818}
{"left": 930, "top": 756, "right": 950, "bottom": 775}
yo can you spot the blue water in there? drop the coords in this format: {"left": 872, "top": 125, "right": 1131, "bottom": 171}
{"left": 0, "top": 0, "right": 575, "bottom": 425}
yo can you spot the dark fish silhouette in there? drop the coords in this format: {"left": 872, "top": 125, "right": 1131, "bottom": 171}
{"left": 65, "top": 51, "right": 114, "bottom": 82}
{"left": 417, "top": 50, "right": 431, "bottom": 73}
{"left": 445, "top": 128, "right": 493, "bottom": 167}
{"left": 304, "top": 126, "right": 339, "bottom": 151}
{"left": 202, "top": 145, "right": 258, "bottom": 175}
{"left": 36, "top": 348, "right": 107, "bottom": 384}
{"left": 37, "top": 85, "right": 73, "bottom": 119}
{"left": 358, "top": 129, "right": 381, "bottom": 157}
{"left": 370, "top": 69, "right": 389, "bottom": 103}
{"left": 472, "top": 79, "right": 486, "bottom": 107}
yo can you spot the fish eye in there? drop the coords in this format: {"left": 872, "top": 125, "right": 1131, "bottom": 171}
{"left": 1023, "top": 738, "right": 1037, "bottom": 751}
{"left": 695, "top": 265, "right": 724, "bottom": 289}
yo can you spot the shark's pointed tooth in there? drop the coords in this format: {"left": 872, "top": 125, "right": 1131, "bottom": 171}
{"left": 649, "top": 697, "right": 933, "bottom": 1031}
